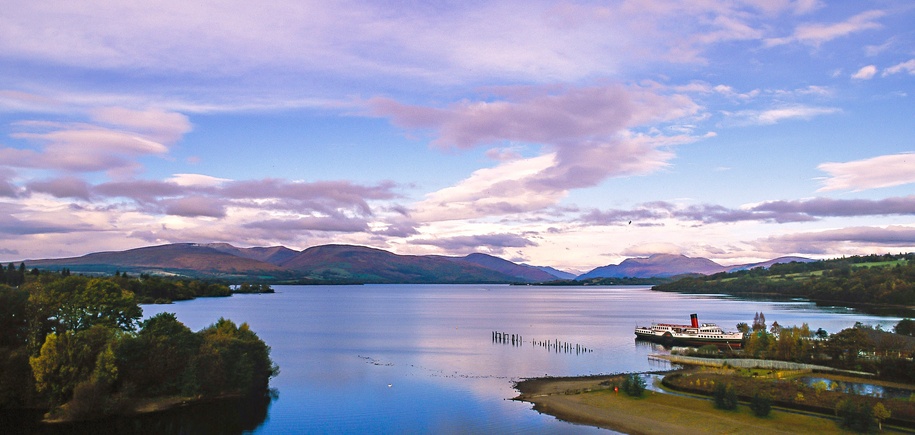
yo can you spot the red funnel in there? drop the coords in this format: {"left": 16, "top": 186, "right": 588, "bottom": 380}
{"left": 690, "top": 313, "right": 699, "bottom": 328}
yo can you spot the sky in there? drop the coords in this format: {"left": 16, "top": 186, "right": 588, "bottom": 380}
{"left": 1, "top": 1, "right": 914, "bottom": 272}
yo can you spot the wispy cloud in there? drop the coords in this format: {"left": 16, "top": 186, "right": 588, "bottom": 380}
{"left": 883, "top": 59, "right": 915, "bottom": 76}
{"left": 581, "top": 196, "right": 915, "bottom": 226}
{"left": 728, "top": 105, "right": 840, "bottom": 125}
{"left": 764, "top": 10, "right": 885, "bottom": 47}
{"left": 2, "top": 108, "right": 191, "bottom": 177}
{"left": 818, "top": 153, "right": 915, "bottom": 191}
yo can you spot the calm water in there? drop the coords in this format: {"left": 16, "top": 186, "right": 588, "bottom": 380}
{"left": 134, "top": 284, "right": 901, "bottom": 434}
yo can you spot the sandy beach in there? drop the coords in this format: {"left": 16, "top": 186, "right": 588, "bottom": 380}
{"left": 513, "top": 374, "right": 910, "bottom": 434}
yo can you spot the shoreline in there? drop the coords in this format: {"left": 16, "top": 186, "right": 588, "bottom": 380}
{"left": 513, "top": 373, "right": 914, "bottom": 434}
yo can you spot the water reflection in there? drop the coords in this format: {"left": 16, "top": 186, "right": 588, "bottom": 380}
{"left": 802, "top": 377, "right": 915, "bottom": 400}
{"left": 12, "top": 391, "right": 275, "bottom": 435}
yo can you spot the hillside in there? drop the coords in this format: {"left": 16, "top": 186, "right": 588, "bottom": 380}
{"left": 24, "top": 243, "right": 287, "bottom": 277}
{"left": 454, "top": 253, "right": 557, "bottom": 282}
{"left": 278, "top": 245, "right": 522, "bottom": 283}
{"left": 24, "top": 243, "right": 532, "bottom": 284}
{"left": 578, "top": 254, "right": 727, "bottom": 279}
{"left": 653, "top": 253, "right": 915, "bottom": 309}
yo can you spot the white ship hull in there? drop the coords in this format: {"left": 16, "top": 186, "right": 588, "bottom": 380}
{"left": 634, "top": 314, "right": 743, "bottom": 348}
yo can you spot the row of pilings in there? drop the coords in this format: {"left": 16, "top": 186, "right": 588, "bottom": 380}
{"left": 491, "top": 331, "right": 593, "bottom": 354}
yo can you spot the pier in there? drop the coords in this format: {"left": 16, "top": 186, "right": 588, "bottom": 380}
{"left": 491, "top": 331, "right": 593, "bottom": 355}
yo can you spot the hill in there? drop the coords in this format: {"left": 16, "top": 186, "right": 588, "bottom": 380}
{"left": 202, "top": 243, "right": 299, "bottom": 265}
{"left": 24, "top": 243, "right": 287, "bottom": 278}
{"left": 24, "top": 243, "right": 536, "bottom": 284}
{"left": 578, "top": 254, "right": 726, "bottom": 279}
{"left": 727, "top": 256, "right": 815, "bottom": 272}
{"left": 455, "top": 253, "right": 557, "bottom": 282}
{"left": 653, "top": 253, "right": 915, "bottom": 309}
{"left": 278, "top": 245, "right": 524, "bottom": 283}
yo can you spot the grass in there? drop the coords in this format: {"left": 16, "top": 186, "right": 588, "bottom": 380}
{"left": 577, "top": 388, "right": 854, "bottom": 434}
{"left": 516, "top": 372, "right": 915, "bottom": 434}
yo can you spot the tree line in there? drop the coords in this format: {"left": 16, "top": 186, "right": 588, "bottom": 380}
{"left": 653, "top": 253, "right": 915, "bottom": 307}
{"left": 718, "top": 312, "right": 915, "bottom": 383}
{"left": 0, "top": 271, "right": 278, "bottom": 422}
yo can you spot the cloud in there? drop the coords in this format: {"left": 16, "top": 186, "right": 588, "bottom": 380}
{"left": 411, "top": 233, "right": 537, "bottom": 255}
{"left": 0, "top": 1, "right": 818, "bottom": 91}
{"left": 851, "top": 65, "right": 877, "bottom": 80}
{"left": 26, "top": 176, "right": 93, "bottom": 200}
{"left": 0, "top": 203, "right": 95, "bottom": 236}
{"left": 751, "top": 225, "right": 915, "bottom": 255}
{"left": 243, "top": 216, "right": 370, "bottom": 233}
{"left": 160, "top": 196, "right": 227, "bottom": 218}
{"left": 730, "top": 105, "right": 840, "bottom": 125}
{"left": 412, "top": 154, "right": 563, "bottom": 222}
{"left": 2, "top": 108, "right": 191, "bottom": 176}
{"left": 817, "top": 153, "right": 915, "bottom": 191}
{"left": 377, "top": 83, "right": 701, "bottom": 222}
{"left": 374, "top": 84, "right": 698, "bottom": 149}
{"left": 0, "top": 169, "right": 20, "bottom": 197}
{"left": 581, "top": 196, "right": 915, "bottom": 226}
{"left": 883, "top": 59, "right": 915, "bottom": 76}
{"left": 168, "top": 173, "right": 231, "bottom": 187}
{"left": 764, "top": 10, "right": 884, "bottom": 47}
{"left": 752, "top": 196, "right": 915, "bottom": 218}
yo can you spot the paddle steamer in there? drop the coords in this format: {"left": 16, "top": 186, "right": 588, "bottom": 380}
{"left": 634, "top": 314, "right": 743, "bottom": 348}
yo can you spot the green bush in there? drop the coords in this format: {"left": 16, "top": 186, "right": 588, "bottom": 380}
{"left": 835, "top": 398, "right": 874, "bottom": 432}
{"left": 749, "top": 390, "right": 772, "bottom": 417}
{"left": 620, "top": 373, "right": 646, "bottom": 397}
{"left": 713, "top": 382, "right": 738, "bottom": 410}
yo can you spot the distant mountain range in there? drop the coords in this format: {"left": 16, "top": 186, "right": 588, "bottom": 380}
{"left": 20, "top": 243, "right": 812, "bottom": 284}
{"left": 576, "top": 254, "right": 815, "bottom": 279}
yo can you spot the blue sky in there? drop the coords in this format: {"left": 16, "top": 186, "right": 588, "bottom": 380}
{"left": 1, "top": 1, "right": 914, "bottom": 272}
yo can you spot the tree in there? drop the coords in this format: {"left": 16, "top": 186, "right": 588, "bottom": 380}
{"left": 714, "top": 382, "right": 738, "bottom": 410}
{"left": 752, "top": 312, "right": 766, "bottom": 332}
{"left": 195, "top": 318, "right": 277, "bottom": 395}
{"left": 29, "top": 325, "right": 117, "bottom": 406}
{"left": 895, "top": 318, "right": 915, "bottom": 337}
{"left": 28, "top": 276, "right": 142, "bottom": 346}
{"left": 836, "top": 398, "right": 874, "bottom": 432}
{"left": 0, "top": 286, "right": 29, "bottom": 347}
{"left": 58, "top": 278, "right": 142, "bottom": 332}
{"left": 115, "top": 313, "right": 201, "bottom": 397}
{"left": 750, "top": 390, "right": 772, "bottom": 417}
{"left": 769, "top": 321, "right": 781, "bottom": 337}
{"left": 735, "top": 322, "right": 750, "bottom": 334}
{"left": 828, "top": 327, "right": 874, "bottom": 365}
{"left": 873, "top": 402, "right": 891, "bottom": 431}
{"left": 620, "top": 373, "right": 646, "bottom": 397}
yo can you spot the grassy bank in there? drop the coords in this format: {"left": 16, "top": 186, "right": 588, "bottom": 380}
{"left": 514, "top": 374, "right": 913, "bottom": 434}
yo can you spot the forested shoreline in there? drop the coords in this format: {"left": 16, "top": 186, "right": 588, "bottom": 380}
{"left": 0, "top": 270, "right": 278, "bottom": 424}
{"left": 652, "top": 253, "right": 915, "bottom": 308}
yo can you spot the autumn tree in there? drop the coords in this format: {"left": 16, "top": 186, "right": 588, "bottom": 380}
{"left": 29, "top": 325, "right": 117, "bottom": 406}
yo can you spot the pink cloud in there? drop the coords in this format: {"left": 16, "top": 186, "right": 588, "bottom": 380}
{"left": 764, "top": 9, "right": 884, "bottom": 47}
{"left": 375, "top": 83, "right": 702, "bottom": 221}
{"left": 373, "top": 84, "right": 698, "bottom": 149}
{"left": 3, "top": 108, "right": 191, "bottom": 175}
{"left": 26, "top": 176, "right": 93, "bottom": 200}
{"left": 160, "top": 196, "right": 227, "bottom": 218}
{"left": 818, "top": 153, "right": 915, "bottom": 191}
{"left": 752, "top": 225, "right": 915, "bottom": 255}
